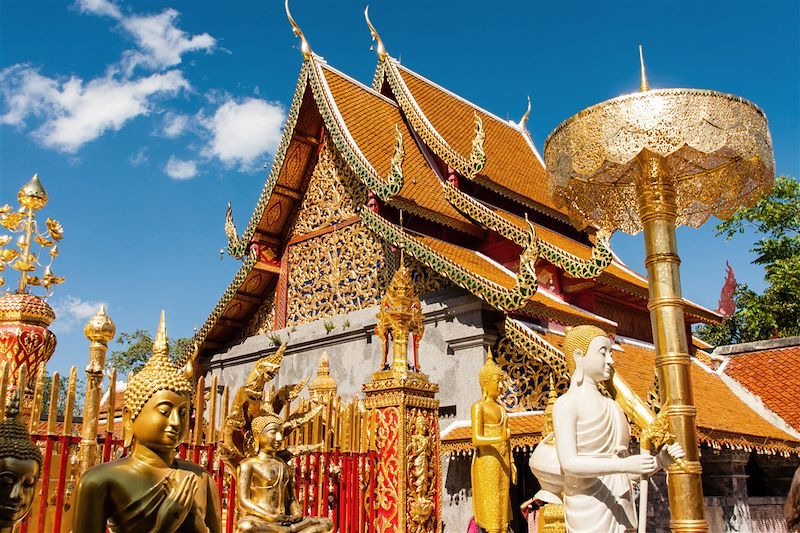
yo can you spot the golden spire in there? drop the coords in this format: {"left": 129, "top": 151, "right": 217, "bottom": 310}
{"left": 285, "top": 0, "right": 312, "bottom": 60}
{"left": 364, "top": 6, "right": 388, "bottom": 62}
{"left": 639, "top": 44, "right": 649, "bottom": 92}
{"left": 519, "top": 95, "right": 531, "bottom": 130}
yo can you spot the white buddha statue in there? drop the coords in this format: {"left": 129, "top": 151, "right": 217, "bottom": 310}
{"left": 545, "top": 325, "right": 683, "bottom": 533}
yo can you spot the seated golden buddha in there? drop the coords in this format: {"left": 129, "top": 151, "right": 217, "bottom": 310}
{"left": 73, "top": 313, "right": 221, "bottom": 533}
{"left": 236, "top": 413, "right": 333, "bottom": 533}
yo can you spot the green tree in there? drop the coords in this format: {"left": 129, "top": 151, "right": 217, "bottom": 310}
{"left": 109, "top": 329, "right": 192, "bottom": 376}
{"left": 696, "top": 176, "right": 800, "bottom": 345}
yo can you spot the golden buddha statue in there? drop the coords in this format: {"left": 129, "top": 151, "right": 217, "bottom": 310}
{"left": 73, "top": 312, "right": 221, "bottom": 533}
{"left": 0, "top": 392, "right": 42, "bottom": 533}
{"left": 471, "top": 354, "right": 516, "bottom": 533}
{"left": 236, "top": 413, "right": 333, "bottom": 533}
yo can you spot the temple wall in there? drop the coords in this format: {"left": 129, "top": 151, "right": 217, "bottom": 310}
{"left": 207, "top": 289, "right": 496, "bottom": 423}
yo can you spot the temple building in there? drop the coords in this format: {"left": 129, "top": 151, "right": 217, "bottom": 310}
{"left": 195, "top": 18, "right": 799, "bottom": 533}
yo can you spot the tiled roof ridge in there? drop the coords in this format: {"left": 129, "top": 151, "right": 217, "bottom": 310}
{"left": 718, "top": 371, "right": 800, "bottom": 439}
{"left": 359, "top": 206, "right": 539, "bottom": 312}
{"left": 376, "top": 59, "right": 487, "bottom": 180}
{"left": 714, "top": 336, "right": 800, "bottom": 356}
{"left": 394, "top": 62, "right": 528, "bottom": 138}
{"left": 441, "top": 181, "right": 614, "bottom": 280}
{"left": 320, "top": 62, "right": 398, "bottom": 107}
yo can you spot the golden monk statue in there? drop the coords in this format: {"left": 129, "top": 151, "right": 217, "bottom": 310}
{"left": 0, "top": 392, "right": 42, "bottom": 532}
{"left": 471, "top": 355, "right": 516, "bottom": 533}
{"left": 549, "top": 325, "right": 683, "bottom": 533}
{"left": 236, "top": 413, "right": 332, "bottom": 533}
{"left": 220, "top": 347, "right": 331, "bottom": 533}
{"left": 73, "top": 312, "right": 221, "bottom": 533}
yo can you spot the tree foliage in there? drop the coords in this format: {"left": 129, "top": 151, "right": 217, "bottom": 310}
{"left": 109, "top": 329, "right": 192, "bottom": 376}
{"left": 696, "top": 176, "right": 800, "bottom": 345}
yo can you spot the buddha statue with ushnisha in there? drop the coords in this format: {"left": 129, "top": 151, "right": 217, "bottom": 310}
{"left": 0, "top": 392, "right": 42, "bottom": 533}
{"left": 73, "top": 312, "right": 221, "bottom": 533}
{"left": 551, "top": 325, "right": 683, "bottom": 533}
{"left": 236, "top": 412, "right": 333, "bottom": 533}
{"left": 470, "top": 354, "right": 516, "bottom": 533}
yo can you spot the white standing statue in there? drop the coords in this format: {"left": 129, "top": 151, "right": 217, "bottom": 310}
{"left": 532, "top": 325, "right": 684, "bottom": 533}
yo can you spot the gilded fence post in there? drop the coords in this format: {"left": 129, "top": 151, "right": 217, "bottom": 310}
{"left": 79, "top": 306, "right": 115, "bottom": 473}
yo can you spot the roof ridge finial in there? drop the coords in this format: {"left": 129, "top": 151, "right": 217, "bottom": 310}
{"left": 285, "top": 0, "right": 312, "bottom": 60}
{"left": 364, "top": 5, "right": 388, "bottom": 62}
{"left": 639, "top": 44, "right": 649, "bottom": 92}
{"left": 519, "top": 95, "right": 531, "bottom": 129}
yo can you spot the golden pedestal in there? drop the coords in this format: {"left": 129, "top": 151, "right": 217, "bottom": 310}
{"left": 363, "top": 369, "right": 440, "bottom": 533}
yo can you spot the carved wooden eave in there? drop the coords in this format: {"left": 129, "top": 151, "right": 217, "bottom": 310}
{"left": 372, "top": 59, "right": 570, "bottom": 224}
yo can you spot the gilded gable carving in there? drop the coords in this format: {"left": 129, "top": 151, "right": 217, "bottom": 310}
{"left": 292, "top": 139, "right": 368, "bottom": 238}
{"left": 287, "top": 221, "right": 390, "bottom": 325}
{"left": 494, "top": 335, "right": 568, "bottom": 412}
{"left": 241, "top": 292, "right": 276, "bottom": 339}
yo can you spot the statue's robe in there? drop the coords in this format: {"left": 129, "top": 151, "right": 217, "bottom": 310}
{"left": 109, "top": 459, "right": 218, "bottom": 533}
{"left": 471, "top": 408, "right": 512, "bottom": 533}
{"left": 563, "top": 396, "right": 637, "bottom": 533}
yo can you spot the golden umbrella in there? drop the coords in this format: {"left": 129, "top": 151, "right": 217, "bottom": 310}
{"left": 543, "top": 48, "right": 774, "bottom": 533}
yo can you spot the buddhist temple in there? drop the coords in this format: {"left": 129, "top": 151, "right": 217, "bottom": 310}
{"left": 192, "top": 12, "right": 799, "bottom": 533}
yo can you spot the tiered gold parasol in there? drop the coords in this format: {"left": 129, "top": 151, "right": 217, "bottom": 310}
{"left": 543, "top": 49, "right": 774, "bottom": 533}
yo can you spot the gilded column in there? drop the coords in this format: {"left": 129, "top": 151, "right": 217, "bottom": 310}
{"left": 79, "top": 305, "right": 115, "bottom": 473}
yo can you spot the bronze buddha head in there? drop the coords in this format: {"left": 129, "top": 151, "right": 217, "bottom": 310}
{"left": 0, "top": 394, "right": 42, "bottom": 529}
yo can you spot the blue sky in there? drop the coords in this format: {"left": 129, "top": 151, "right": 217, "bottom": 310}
{"left": 1, "top": 0, "right": 797, "bottom": 377}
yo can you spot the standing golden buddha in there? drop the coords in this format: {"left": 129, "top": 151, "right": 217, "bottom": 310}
{"left": 471, "top": 355, "right": 516, "bottom": 533}
{"left": 73, "top": 312, "right": 221, "bottom": 533}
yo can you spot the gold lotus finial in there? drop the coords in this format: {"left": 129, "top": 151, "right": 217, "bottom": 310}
{"left": 364, "top": 6, "right": 387, "bottom": 62}
{"left": 285, "top": 0, "right": 312, "bottom": 60}
{"left": 0, "top": 174, "right": 65, "bottom": 295}
{"left": 639, "top": 45, "right": 649, "bottom": 92}
{"left": 519, "top": 95, "right": 531, "bottom": 129}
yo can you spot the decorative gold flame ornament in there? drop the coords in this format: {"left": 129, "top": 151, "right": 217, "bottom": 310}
{"left": 374, "top": 262, "right": 425, "bottom": 375}
{"left": 73, "top": 312, "right": 221, "bottom": 532}
{"left": 543, "top": 48, "right": 774, "bottom": 533}
{"left": 0, "top": 175, "right": 65, "bottom": 382}
{"left": 219, "top": 344, "right": 331, "bottom": 533}
{"left": 0, "top": 390, "right": 42, "bottom": 532}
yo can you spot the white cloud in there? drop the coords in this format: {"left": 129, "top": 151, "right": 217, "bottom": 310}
{"left": 0, "top": 64, "right": 189, "bottom": 153}
{"left": 165, "top": 156, "right": 197, "bottom": 180}
{"left": 161, "top": 112, "right": 189, "bottom": 138}
{"left": 120, "top": 9, "right": 216, "bottom": 73}
{"left": 202, "top": 97, "right": 285, "bottom": 169}
{"left": 75, "top": 1, "right": 215, "bottom": 74}
{"left": 129, "top": 147, "right": 148, "bottom": 166}
{"left": 51, "top": 296, "right": 108, "bottom": 334}
{"left": 75, "top": 0, "right": 121, "bottom": 19}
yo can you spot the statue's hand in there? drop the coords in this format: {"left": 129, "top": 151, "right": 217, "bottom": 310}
{"left": 154, "top": 474, "right": 198, "bottom": 533}
{"left": 621, "top": 454, "right": 658, "bottom": 476}
{"left": 657, "top": 442, "right": 685, "bottom": 467}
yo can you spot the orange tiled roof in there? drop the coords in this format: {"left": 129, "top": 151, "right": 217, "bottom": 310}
{"left": 488, "top": 203, "right": 720, "bottom": 324}
{"left": 442, "top": 331, "right": 800, "bottom": 456}
{"left": 321, "top": 65, "right": 476, "bottom": 234}
{"left": 393, "top": 64, "right": 567, "bottom": 220}
{"left": 403, "top": 230, "right": 615, "bottom": 329}
{"left": 725, "top": 343, "right": 800, "bottom": 432}
{"left": 441, "top": 412, "right": 546, "bottom": 454}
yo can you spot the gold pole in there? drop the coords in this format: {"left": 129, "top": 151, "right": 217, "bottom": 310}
{"left": 636, "top": 150, "right": 707, "bottom": 533}
{"left": 79, "top": 306, "right": 115, "bottom": 473}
